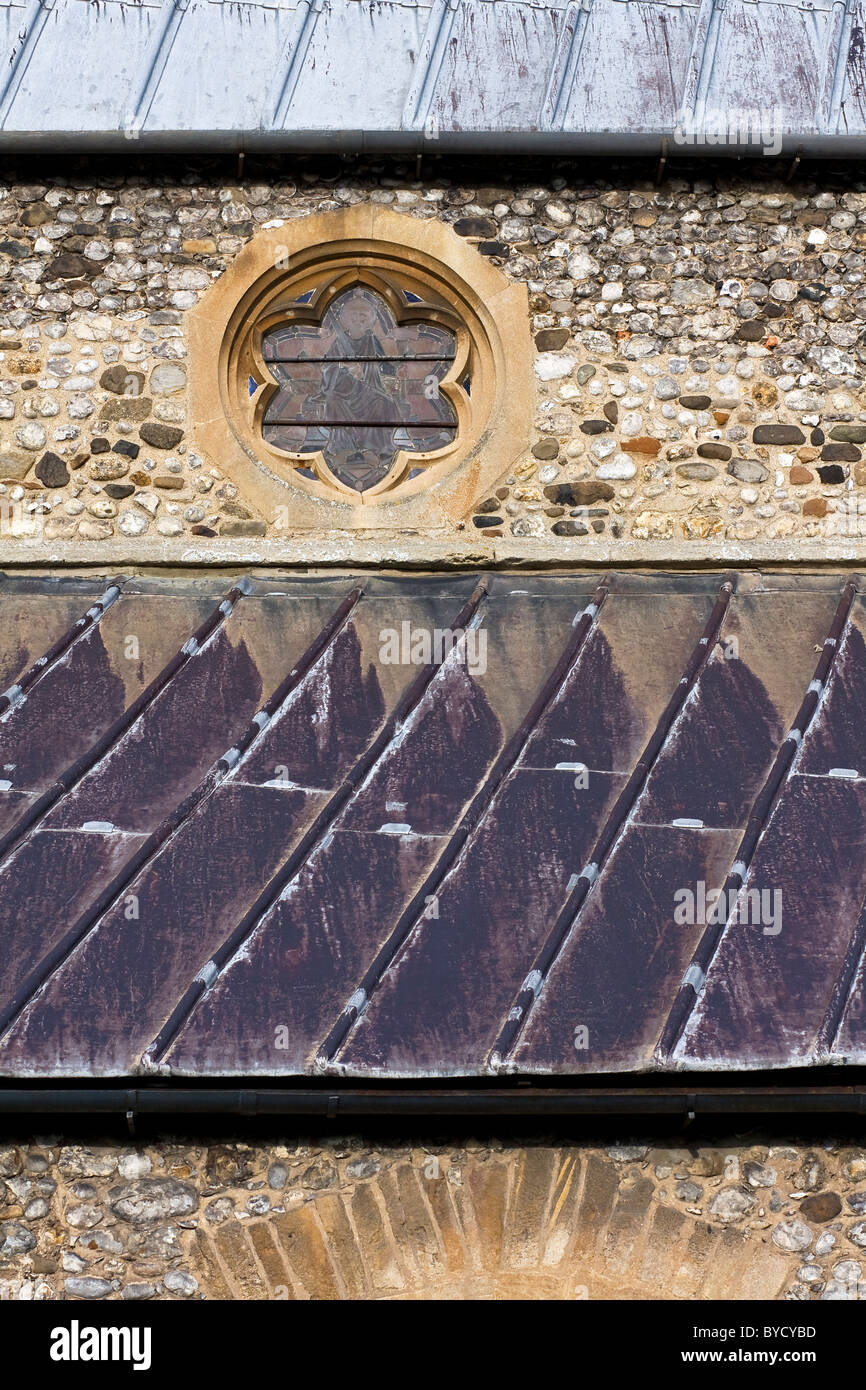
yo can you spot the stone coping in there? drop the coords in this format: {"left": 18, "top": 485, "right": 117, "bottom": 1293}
{"left": 2, "top": 537, "right": 866, "bottom": 569}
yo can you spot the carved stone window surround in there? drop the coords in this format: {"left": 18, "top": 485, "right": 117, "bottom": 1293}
{"left": 188, "top": 205, "right": 533, "bottom": 532}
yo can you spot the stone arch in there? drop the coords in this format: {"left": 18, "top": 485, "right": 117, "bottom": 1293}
{"left": 193, "top": 1147, "right": 795, "bottom": 1301}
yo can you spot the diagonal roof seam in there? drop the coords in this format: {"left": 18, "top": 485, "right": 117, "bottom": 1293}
{"left": 0, "top": 575, "right": 254, "bottom": 866}
{"left": 315, "top": 578, "right": 610, "bottom": 1070}
{"left": 0, "top": 578, "right": 125, "bottom": 718}
{"left": 487, "top": 576, "right": 735, "bottom": 1071}
{"left": 0, "top": 582, "right": 365, "bottom": 1046}
{"left": 656, "top": 578, "right": 859, "bottom": 1063}
{"left": 143, "top": 576, "right": 489, "bottom": 1070}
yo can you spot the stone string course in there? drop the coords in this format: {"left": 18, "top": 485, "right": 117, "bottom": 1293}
{"left": 2, "top": 161, "right": 866, "bottom": 551}
{"left": 2, "top": 1136, "right": 866, "bottom": 1301}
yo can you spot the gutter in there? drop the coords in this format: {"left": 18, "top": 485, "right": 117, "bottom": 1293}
{"left": 1, "top": 131, "right": 865, "bottom": 159}
{"left": 2, "top": 1085, "right": 866, "bottom": 1119}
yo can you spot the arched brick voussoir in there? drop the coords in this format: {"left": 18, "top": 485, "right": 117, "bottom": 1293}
{"left": 193, "top": 1147, "right": 798, "bottom": 1302}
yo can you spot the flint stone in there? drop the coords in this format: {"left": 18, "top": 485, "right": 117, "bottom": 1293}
{"left": 0, "top": 1147, "right": 22, "bottom": 1178}
{"left": 580, "top": 420, "right": 613, "bottom": 435}
{"left": 100, "top": 365, "right": 145, "bottom": 396}
{"left": 49, "top": 253, "right": 95, "bottom": 279}
{"left": 697, "top": 443, "right": 732, "bottom": 461}
{"left": 64, "top": 1277, "right": 112, "bottom": 1299}
{"left": 99, "top": 396, "right": 153, "bottom": 423}
{"left": 164, "top": 1270, "right": 198, "bottom": 1297}
{"left": 708, "top": 1187, "right": 755, "bottom": 1221}
{"left": 59, "top": 1147, "right": 117, "bottom": 1179}
{"left": 753, "top": 425, "right": 805, "bottom": 445}
{"left": 534, "top": 329, "right": 569, "bottom": 352}
{"left": 108, "top": 1178, "right": 198, "bottom": 1225}
{"left": 140, "top": 422, "right": 183, "bottom": 450}
{"left": 0, "top": 1222, "right": 35, "bottom": 1257}
{"left": 727, "top": 459, "right": 769, "bottom": 484}
{"left": 772, "top": 1220, "right": 813, "bottom": 1252}
{"left": 34, "top": 451, "right": 69, "bottom": 488}
{"left": 677, "top": 463, "right": 718, "bottom": 481}
{"left": 670, "top": 278, "right": 714, "bottom": 306}
{"left": 829, "top": 425, "right": 866, "bottom": 443}
{"left": 800, "top": 1192, "right": 842, "bottom": 1223}
{"left": 817, "top": 464, "right": 847, "bottom": 484}
{"left": 544, "top": 481, "right": 615, "bottom": 506}
{"left": 821, "top": 444, "right": 859, "bottom": 463}
{"left": 150, "top": 363, "right": 187, "bottom": 395}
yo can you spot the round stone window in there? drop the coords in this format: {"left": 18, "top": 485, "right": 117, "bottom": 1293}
{"left": 191, "top": 206, "right": 533, "bottom": 529}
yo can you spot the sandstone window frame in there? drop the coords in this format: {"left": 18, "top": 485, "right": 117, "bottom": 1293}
{"left": 189, "top": 205, "right": 533, "bottom": 532}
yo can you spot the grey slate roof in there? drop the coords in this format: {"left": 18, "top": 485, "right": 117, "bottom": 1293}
{"left": 1, "top": 0, "right": 865, "bottom": 156}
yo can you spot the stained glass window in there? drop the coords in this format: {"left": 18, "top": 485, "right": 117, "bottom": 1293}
{"left": 260, "top": 285, "right": 458, "bottom": 494}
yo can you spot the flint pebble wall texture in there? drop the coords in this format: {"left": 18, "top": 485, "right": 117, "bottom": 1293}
{"left": 2, "top": 1137, "right": 866, "bottom": 1302}
{"left": 2, "top": 160, "right": 866, "bottom": 554}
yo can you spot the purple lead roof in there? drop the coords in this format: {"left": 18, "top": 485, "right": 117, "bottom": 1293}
{"left": 0, "top": 568, "right": 864, "bottom": 1081}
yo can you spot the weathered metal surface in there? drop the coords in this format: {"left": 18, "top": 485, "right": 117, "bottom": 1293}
{"left": 167, "top": 831, "right": 442, "bottom": 1074}
{"left": 0, "top": 580, "right": 112, "bottom": 693}
{"left": 1, "top": 570, "right": 866, "bottom": 1083}
{"left": 0, "top": 784, "right": 326, "bottom": 1075}
{"left": 676, "top": 777, "right": 866, "bottom": 1069}
{"left": 636, "top": 587, "right": 834, "bottom": 829}
{"left": 0, "top": 825, "right": 148, "bottom": 1011}
{"left": 339, "top": 768, "right": 628, "bottom": 1076}
{"left": 0, "top": 581, "right": 217, "bottom": 843}
{"left": 797, "top": 610, "right": 866, "bottom": 779}
{"left": 41, "top": 619, "right": 263, "bottom": 833}
{"left": 675, "top": 601, "right": 866, "bottom": 1069}
{"left": 831, "top": 899, "right": 866, "bottom": 1063}
{"left": 1, "top": 0, "right": 865, "bottom": 155}
{"left": 0, "top": 580, "right": 372, "bottom": 1069}
{"left": 165, "top": 644, "right": 505, "bottom": 1073}
{"left": 237, "top": 620, "right": 386, "bottom": 791}
{"left": 336, "top": 585, "right": 711, "bottom": 1075}
{"left": 521, "top": 591, "right": 715, "bottom": 774}
{"left": 512, "top": 824, "right": 742, "bottom": 1074}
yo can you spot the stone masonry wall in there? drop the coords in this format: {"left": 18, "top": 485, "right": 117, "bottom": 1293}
{"left": 1, "top": 158, "right": 866, "bottom": 558}
{"left": 2, "top": 1134, "right": 866, "bottom": 1302}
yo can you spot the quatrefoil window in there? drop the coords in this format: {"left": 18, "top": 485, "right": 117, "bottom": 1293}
{"left": 256, "top": 282, "right": 462, "bottom": 495}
